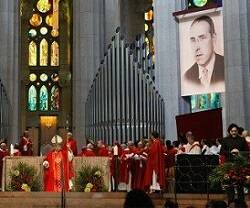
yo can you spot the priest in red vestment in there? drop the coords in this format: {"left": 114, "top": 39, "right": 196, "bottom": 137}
{"left": 19, "top": 131, "right": 33, "bottom": 156}
{"left": 97, "top": 140, "right": 109, "bottom": 156}
{"left": 63, "top": 132, "right": 78, "bottom": 156}
{"left": 0, "top": 142, "right": 9, "bottom": 187}
{"left": 143, "top": 132, "right": 165, "bottom": 192}
{"left": 80, "top": 143, "right": 96, "bottom": 157}
{"left": 43, "top": 135, "right": 74, "bottom": 192}
{"left": 131, "top": 142, "right": 148, "bottom": 190}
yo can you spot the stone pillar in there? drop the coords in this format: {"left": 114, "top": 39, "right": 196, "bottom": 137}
{"left": 223, "top": 0, "right": 250, "bottom": 130}
{"left": 154, "top": 1, "right": 188, "bottom": 139}
{"left": 0, "top": 0, "right": 20, "bottom": 143}
{"left": 73, "top": 0, "right": 119, "bottom": 147}
{"left": 120, "top": 0, "right": 146, "bottom": 43}
{"left": 103, "top": 0, "right": 120, "bottom": 48}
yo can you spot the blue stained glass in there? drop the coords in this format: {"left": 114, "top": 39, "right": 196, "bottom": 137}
{"left": 28, "top": 85, "right": 37, "bottom": 111}
{"left": 191, "top": 93, "right": 221, "bottom": 113}
{"left": 39, "top": 85, "right": 48, "bottom": 111}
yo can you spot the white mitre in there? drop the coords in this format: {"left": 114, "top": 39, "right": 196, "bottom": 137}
{"left": 51, "top": 135, "right": 63, "bottom": 144}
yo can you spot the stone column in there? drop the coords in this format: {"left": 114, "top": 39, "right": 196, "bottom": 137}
{"left": 154, "top": 0, "right": 188, "bottom": 139}
{"left": 103, "top": 0, "right": 120, "bottom": 47}
{"left": 0, "top": 0, "right": 20, "bottom": 143}
{"left": 223, "top": 0, "right": 250, "bottom": 130}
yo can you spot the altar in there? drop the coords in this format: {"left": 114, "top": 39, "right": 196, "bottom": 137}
{"left": 2, "top": 156, "right": 111, "bottom": 192}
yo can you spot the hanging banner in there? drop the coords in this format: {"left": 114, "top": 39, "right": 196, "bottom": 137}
{"left": 176, "top": 8, "right": 225, "bottom": 96}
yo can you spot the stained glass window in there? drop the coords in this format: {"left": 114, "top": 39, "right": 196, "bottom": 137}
{"left": 39, "top": 85, "right": 48, "bottom": 111}
{"left": 26, "top": 0, "right": 64, "bottom": 112}
{"left": 29, "top": 41, "right": 37, "bottom": 66}
{"left": 37, "top": 0, "right": 51, "bottom": 13}
{"left": 29, "top": 14, "right": 42, "bottom": 27}
{"left": 40, "top": 73, "right": 48, "bottom": 82}
{"left": 40, "top": 27, "right": 48, "bottom": 35}
{"left": 28, "top": 85, "right": 37, "bottom": 111}
{"left": 45, "top": 14, "right": 54, "bottom": 27}
{"left": 191, "top": 93, "right": 221, "bottom": 113}
{"left": 51, "top": 86, "right": 60, "bottom": 110}
{"left": 29, "top": 73, "right": 37, "bottom": 82}
{"left": 40, "top": 39, "right": 48, "bottom": 66}
{"left": 51, "top": 41, "right": 59, "bottom": 66}
{"left": 28, "top": 29, "right": 37, "bottom": 37}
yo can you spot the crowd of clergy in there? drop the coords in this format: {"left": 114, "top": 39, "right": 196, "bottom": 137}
{"left": 0, "top": 123, "right": 249, "bottom": 192}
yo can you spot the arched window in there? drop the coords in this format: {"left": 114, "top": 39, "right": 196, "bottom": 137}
{"left": 39, "top": 85, "right": 48, "bottom": 111}
{"left": 28, "top": 85, "right": 37, "bottom": 111}
{"left": 51, "top": 41, "right": 59, "bottom": 66}
{"left": 23, "top": 0, "right": 71, "bottom": 115}
{"left": 40, "top": 38, "right": 48, "bottom": 66}
{"left": 51, "top": 85, "right": 60, "bottom": 110}
{"left": 29, "top": 41, "right": 37, "bottom": 66}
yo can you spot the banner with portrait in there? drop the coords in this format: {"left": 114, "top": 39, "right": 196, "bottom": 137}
{"left": 177, "top": 8, "right": 225, "bottom": 96}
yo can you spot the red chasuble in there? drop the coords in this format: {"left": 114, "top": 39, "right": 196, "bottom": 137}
{"left": 143, "top": 138, "right": 165, "bottom": 190}
{"left": 63, "top": 138, "right": 78, "bottom": 156}
{"left": 0, "top": 149, "right": 8, "bottom": 187}
{"left": 20, "top": 136, "right": 33, "bottom": 156}
{"left": 82, "top": 149, "right": 96, "bottom": 157}
{"left": 44, "top": 149, "right": 73, "bottom": 192}
{"left": 97, "top": 146, "right": 109, "bottom": 157}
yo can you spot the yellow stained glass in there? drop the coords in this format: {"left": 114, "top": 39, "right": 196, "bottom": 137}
{"left": 37, "top": 0, "right": 51, "bottom": 13}
{"left": 29, "top": 14, "right": 42, "bottom": 27}
{"left": 40, "top": 39, "right": 48, "bottom": 66}
{"left": 144, "top": 10, "right": 153, "bottom": 21}
{"left": 51, "top": 29, "right": 59, "bottom": 37}
{"left": 45, "top": 14, "right": 54, "bottom": 27}
{"left": 144, "top": 23, "right": 149, "bottom": 32}
{"left": 51, "top": 41, "right": 59, "bottom": 66}
{"left": 29, "top": 73, "right": 37, "bottom": 82}
{"left": 29, "top": 41, "right": 37, "bottom": 66}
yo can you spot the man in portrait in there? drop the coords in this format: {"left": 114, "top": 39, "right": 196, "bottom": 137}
{"left": 183, "top": 15, "right": 224, "bottom": 94}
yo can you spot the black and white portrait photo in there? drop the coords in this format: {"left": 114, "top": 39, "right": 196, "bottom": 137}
{"left": 179, "top": 10, "right": 225, "bottom": 96}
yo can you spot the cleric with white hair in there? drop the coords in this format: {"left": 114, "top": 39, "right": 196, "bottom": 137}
{"left": 43, "top": 135, "right": 74, "bottom": 192}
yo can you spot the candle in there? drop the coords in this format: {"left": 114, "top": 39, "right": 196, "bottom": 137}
{"left": 114, "top": 145, "right": 118, "bottom": 156}
{"left": 10, "top": 144, "right": 14, "bottom": 156}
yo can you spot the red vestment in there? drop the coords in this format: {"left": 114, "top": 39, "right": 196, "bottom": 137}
{"left": 44, "top": 149, "right": 73, "bottom": 192}
{"left": 119, "top": 148, "right": 134, "bottom": 184}
{"left": 165, "top": 147, "right": 177, "bottom": 177}
{"left": 131, "top": 148, "right": 148, "bottom": 190}
{"left": 0, "top": 149, "right": 8, "bottom": 187}
{"left": 20, "top": 136, "right": 33, "bottom": 156}
{"left": 97, "top": 146, "right": 109, "bottom": 156}
{"left": 82, "top": 149, "right": 96, "bottom": 157}
{"left": 63, "top": 138, "right": 78, "bottom": 156}
{"left": 143, "top": 138, "right": 165, "bottom": 190}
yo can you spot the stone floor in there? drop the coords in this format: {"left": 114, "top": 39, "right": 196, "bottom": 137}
{"left": 0, "top": 192, "right": 249, "bottom": 208}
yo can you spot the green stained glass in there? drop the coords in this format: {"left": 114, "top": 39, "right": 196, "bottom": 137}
{"left": 51, "top": 86, "right": 60, "bottom": 110}
{"left": 39, "top": 85, "right": 48, "bottom": 111}
{"left": 40, "top": 73, "right": 48, "bottom": 82}
{"left": 191, "top": 93, "right": 221, "bottom": 112}
{"left": 192, "top": 0, "right": 208, "bottom": 7}
{"left": 28, "top": 29, "right": 37, "bottom": 37}
{"left": 28, "top": 85, "right": 37, "bottom": 111}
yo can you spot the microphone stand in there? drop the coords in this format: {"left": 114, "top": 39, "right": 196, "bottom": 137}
{"left": 60, "top": 151, "right": 66, "bottom": 208}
